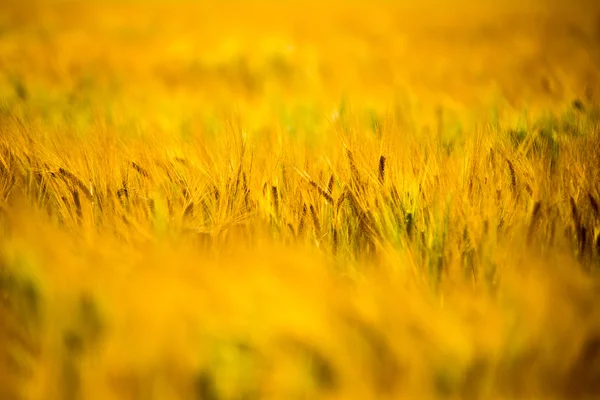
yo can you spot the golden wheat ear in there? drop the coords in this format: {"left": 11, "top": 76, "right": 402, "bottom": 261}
{"left": 378, "top": 155, "right": 386, "bottom": 184}
{"left": 345, "top": 148, "right": 363, "bottom": 193}
{"left": 527, "top": 201, "right": 542, "bottom": 246}
{"left": 588, "top": 193, "right": 599, "bottom": 221}
{"left": 309, "top": 204, "right": 321, "bottom": 236}
{"left": 327, "top": 174, "right": 335, "bottom": 195}
{"left": 271, "top": 185, "right": 279, "bottom": 215}
{"left": 297, "top": 204, "right": 307, "bottom": 236}
{"left": 58, "top": 168, "right": 93, "bottom": 201}
{"left": 131, "top": 161, "right": 150, "bottom": 180}
{"left": 294, "top": 168, "right": 333, "bottom": 204}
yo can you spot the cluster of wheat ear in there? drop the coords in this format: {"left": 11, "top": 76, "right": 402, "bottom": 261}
{"left": 2, "top": 0, "right": 600, "bottom": 399}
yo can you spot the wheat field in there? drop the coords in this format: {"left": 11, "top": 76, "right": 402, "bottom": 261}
{"left": 1, "top": 0, "right": 600, "bottom": 399}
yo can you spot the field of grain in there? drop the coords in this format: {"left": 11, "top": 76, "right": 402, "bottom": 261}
{"left": 1, "top": 1, "right": 600, "bottom": 399}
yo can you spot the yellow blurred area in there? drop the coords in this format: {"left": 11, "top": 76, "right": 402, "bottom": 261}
{"left": 1, "top": 0, "right": 600, "bottom": 399}
{"left": 1, "top": 0, "right": 599, "bottom": 109}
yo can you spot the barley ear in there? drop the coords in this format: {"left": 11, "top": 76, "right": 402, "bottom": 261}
{"left": 527, "top": 201, "right": 542, "bottom": 245}
{"left": 378, "top": 155, "right": 386, "bottom": 184}
{"left": 309, "top": 204, "right": 321, "bottom": 235}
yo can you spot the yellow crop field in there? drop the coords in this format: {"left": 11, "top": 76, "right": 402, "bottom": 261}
{"left": 1, "top": 0, "right": 600, "bottom": 398}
